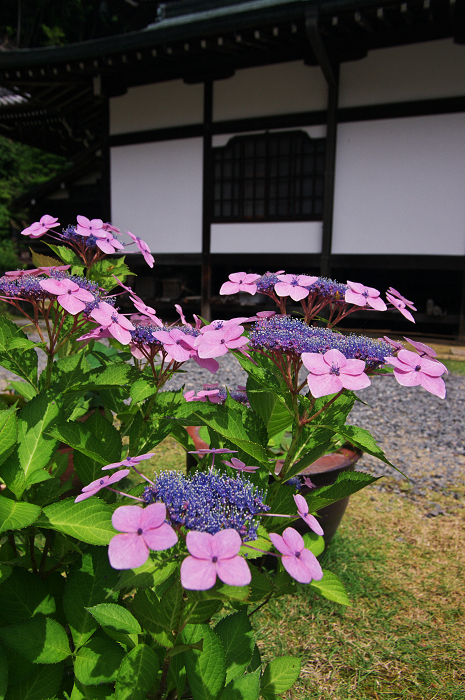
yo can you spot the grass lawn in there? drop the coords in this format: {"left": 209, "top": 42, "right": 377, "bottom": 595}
{"left": 253, "top": 485, "right": 465, "bottom": 699}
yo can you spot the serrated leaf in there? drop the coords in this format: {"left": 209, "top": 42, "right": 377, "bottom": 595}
{"left": 74, "top": 634, "right": 125, "bottom": 686}
{"left": 16, "top": 390, "right": 63, "bottom": 481}
{"left": 0, "top": 496, "right": 41, "bottom": 534}
{"left": 0, "top": 643, "right": 8, "bottom": 700}
{"left": 0, "top": 617, "right": 70, "bottom": 663}
{"left": 46, "top": 422, "right": 113, "bottom": 465}
{"left": 0, "top": 405, "right": 17, "bottom": 468}
{"left": 302, "top": 531, "right": 325, "bottom": 557}
{"left": 50, "top": 353, "right": 91, "bottom": 393}
{"left": 0, "top": 568, "right": 56, "bottom": 626}
{"left": 38, "top": 498, "right": 115, "bottom": 545}
{"left": 63, "top": 547, "right": 119, "bottom": 649}
{"left": 88, "top": 258, "right": 131, "bottom": 292}
{"left": 85, "top": 604, "right": 141, "bottom": 635}
{"left": 319, "top": 423, "right": 398, "bottom": 471}
{"left": 0, "top": 317, "right": 38, "bottom": 388}
{"left": 215, "top": 610, "right": 254, "bottom": 684}
{"left": 30, "top": 250, "right": 62, "bottom": 269}
{"left": 220, "top": 669, "right": 260, "bottom": 700}
{"left": 113, "top": 555, "right": 176, "bottom": 592}
{"left": 4, "top": 662, "right": 63, "bottom": 700}
{"left": 130, "top": 589, "right": 174, "bottom": 647}
{"left": 114, "top": 644, "right": 159, "bottom": 700}
{"left": 184, "top": 598, "right": 223, "bottom": 625}
{"left": 246, "top": 376, "right": 292, "bottom": 439}
{"left": 45, "top": 243, "right": 83, "bottom": 267}
{"left": 310, "top": 570, "right": 351, "bottom": 605}
{"left": 129, "top": 379, "right": 158, "bottom": 405}
{"left": 0, "top": 564, "right": 12, "bottom": 585}
{"left": 260, "top": 656, "right": 301, "bottom": 698}
{"left": 305, "top": 470, "right": 379, "bottom": 512}
{"left": 182, "top": 624, "right": 226, "bottom": 700}
{"left": 6, "top": 381, "right": 37, "bottom": 401}
{"left": 246, "top": 565, "right": 274, "bottom": 604}
{"left": 70, "top": 680, "right": 114, "bottom": 700}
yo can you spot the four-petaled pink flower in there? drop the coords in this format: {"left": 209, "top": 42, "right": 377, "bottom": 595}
{"left": 21, "top": 215, "right": 60, "bottom": 238}
{"left": 75, "top": 469, "right": 130, "bottom": 503}
{"left": 293, "top": 494, "right": 324, "bottom": 536}
{"left": 39, "top": 278, "right": 95, "bottom": 314}
{"left": 180, "top": 529, "right": 251, "bottom": 590}
{"left": 126, "top": 231, "right": 154, "bottom": 268}
{"left": 384, "top": 349, "right": 446, "bottom": 399}
{"left": 302, "top": 348, "right": 371, "bottom": 398}
{"left": 96, "top": 233, "right": 125, "bottom": 254}
{"left": 76, "top": 215, "right": 106, "bottom": 239}
{"left": 90, "top": 302, "right": 135, "bottom": 344}
{"left": 387, "top": 287, "right": 416, "bottom": 311}
{"left": 220, "top": 272, "right": 260, "bottom": 296}
{"left": 102, "top": 454, "right": 155, "bottom": 471}
{"left": 274, "top": 274, "right": 318, "bottom": 302}
{"left": 153, "top": 329, "right": 197, "bottom": 362}
{"left": 109, "top": 503, "right": 178, "bottom": 570}
{"left": 221, "top": 457, "right": 260, "bottom": 474}
{"left": 403, "top": 337, "right": 446, "bottom": 371}
{"left": 195, "top": 324, "right": 248, "bottom": 358}
{"left": 269, "top": 527, "right": 323, "bottom": 584}
{"left": 386, "top": 293, "right": 415, "bottom": 323}
{"left": 345, "top": 281, "right": 387, "bottom": 311}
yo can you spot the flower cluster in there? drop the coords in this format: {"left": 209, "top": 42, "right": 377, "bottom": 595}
{"left": 142, "top": 469, "right": 269, "bottom": 542}
{"left": 249, "top": 315, "right": 393, "bottom": 370}
{"left": 185, "top": 383, "right": 249, "bottom": 406}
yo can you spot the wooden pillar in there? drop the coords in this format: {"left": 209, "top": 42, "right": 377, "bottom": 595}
{"left": 305, "top": 9, "right": 339, "bottom": 279}
{"left": 201, "top": 80, "right": 213, "bottom": 321}
{"left": 458, "top": 266, "right": 465, "bottom": 340}
{"left": 101, "top": 96, "right": 112, "bottom": 224}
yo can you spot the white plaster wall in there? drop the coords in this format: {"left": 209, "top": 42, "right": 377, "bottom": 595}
{"left": 110, "top": 138, "right": 203, "bottom": 253}
{"left": 332, "top": 112, "right": 465, "bottom": 255}
{"left": 213, "top": 61, "right": 327, "bottom": 121}
{"left": 211, "top": 222, "right": 322, "bottom": 254}
{"left": 110, "top": 80, "right": 204, "bottom": 135}
{"left": 212, "top": 125, "right": 326, "bottom": 148}
{"left": 339, "top": 39, "right": 465, "bottom": 108}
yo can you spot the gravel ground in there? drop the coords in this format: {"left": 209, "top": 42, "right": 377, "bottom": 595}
{"left": 2, "top": 346, "right": 463, "bottom": 502}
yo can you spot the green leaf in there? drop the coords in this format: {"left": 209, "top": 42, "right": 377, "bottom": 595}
{"left": 85, "top": 604, "right": 142, "bottom": 635}
{"left": 130, "top": 589, "right": 168, "bottom": 638}
{"left": 319, "top": 423, "right": 397, "bottom": 471}
{"left": 184, "top": 598, "right": 223, "bottom": 625}
{"left": 0, "top": 564, "right": 12, "bottom": 586}
{"left": 157, "top": 579, "right": 186, "bottom": 632}
{"left": 0, "top": 643, "right": 8, "bottom": 700}
{"left": 63, "top": 547, "right": 119, "bottom": 649}
{"left": 219, "top": 669, "right": 260, "bottom": 700}
{"left": 302, "top": 531, "right": 325, "bottom": 557}
{"left": 309, "top": 570, "right": 351, "bottom": 605}
{"left": 0, "top": 568, "right": 56, "bottom": 627}
{"left": 4, "top": 662, "right": 63, "bottom": 700}
{"left": 70, "top": 680, "right": 115, "bottom": 700}
{"left": 0, "top": 317, "right": 38, "bottom": 388}
{"left": 305, "top": 470, "right": 380, "bottom": 512}
{"left": 30, "top": 250, "right": 62, "bottom": 269}
{"left": 0, "top": 496, "right": 41, "bottom": 534}
{"left": 0, "top": 617, "right": 70, "bottom": 663}
{"left": 246, "top": 565, "right": 274, "bottom": 604}
{"left": 74, "top": 634, "right": 125, "bottom": 686}
{"left": 167, "top": 651, "right": 186, "bottom": 698}
{"left": 282, "top": 435, "right": 335, "bottom": 482}
{"left": 16, "top": 390, "right": 64, "bottom": 482}
{"left": 49, "top": 354, "right": 91, "bottom": 393}
{"left": 88, "top": 257, "right": 131, "bottom": 292}
{"left": 45, "top": 243, "right": 83, "bottom": 267}
{"left": 66, "top": 364, "right": 136, "bottom": 394}
{"left": 129, "top": 379, "right": 158, "bottom": 405}
{"left": 113, "top": 556, "right": 176, "bottom": 592}
{"left": 260, "top": 656, "right": 301, "bottom": 699}
{"left": 46, "top": 422, "right": 113, "bottom": 465}
{"left": 7, "top": 381, "right": 37, "bottom": 401}
{"left": 182, "top": 624, "right": 227, "bottom": 700}
{"left": 215, "top": 610, "right": 254, "bottom": 684}
{"left": 114, "top": 644, "right": 159, "bottom": 700}
{"left": 38, "top": 498, "right": 115, "bottom": 545}
{"left": 246, "top": 377, "right": 292, "bottom": 439}
{"left": 0, "top": 405, "right": 18, "bottom": 468}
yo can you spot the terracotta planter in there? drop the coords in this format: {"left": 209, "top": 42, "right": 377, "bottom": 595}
{"left": 276, "top": 445, "right": 362, "bottom": 544}
{"left": 185, "top": 426, "right": 210, "bottom": 472}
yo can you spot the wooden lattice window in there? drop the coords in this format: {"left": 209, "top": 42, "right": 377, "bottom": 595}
{"left": 212, "top": 130, "right": 325, "bottom": 222}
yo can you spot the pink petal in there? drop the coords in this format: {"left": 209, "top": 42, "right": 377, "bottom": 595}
{"left": 301, "top": 512, "right": 324, "bottom": 536}
{"left": 96, "top": 239, "right": 116, "bottom": 254}
{"left": 211, "top": 529, "right": 242, "bottom": 560}
{"left": 238, "top": 283, "right": 257, "bottom": 295}
{"left": 108, "top": 533, "right": 149, "bottom": 569}
{"left": 58, "top": 295, "right": 86, "bottom": 315}
{"left": 299, "top": 548, "right": 323, "bottom": 580}
{"left": 216, "top": 556, "right": 251, "bottom": 586}
{"left": 419, "top": 358, "right": 447, "bottom": 377}
{"left": 186, "top": 531, "right": 214, "bottom": 559}
{"left": 269, "top": 532, "right": 293, "bottom": 557}
{"left": 346, "top": 280, "right": 365, "bottom": 294}
{"left": 341, "top": 358, "right": 367, "bottom": 375}
{"left": 109, "top": 323, "right": 132, "bottom": 345}
{"left": 301, "top": 353, "right": 331, "bottom": 375}
{"left": 392, "top": 369, "right": 422, "bottom": 387}
{"left": 229, "top": 272, "right": 247, "bottom": 283}
{"left": 274, "top": 282, "right": 293, "bottom": 298}
{"left": 367, "top": 296, "right": 387, "bottom": 311}
{"left": 324, "top": 349, "right": 347, "bottom": 368}
{"left": 340, "top": 372, "right": 371, "bottom": 391}
{"left": 288, "top": 286, "right": 310, "bottom": 302}
{"left": 397, "top": 350, "right": 423, "bottom": 368}
{"left": 282, "top": 527, "right": 305, "bottom": 552}
{"left": 74, "top": 288, "right": 95, "bottom": 302}
{"left": 281, "top": 553, "right": 315, "bottom": 583}
{"left": 180, "top": 556, "right": 217, "bottom": 590}
{"left": 297, "top": 275, "right": 318, "bottom": 286}
{"left": 140, "top": 502, "right": 168, "bottom": 530}
{"left": 242, "top": 273, "right": 260, "bottom": 284}
{"left": 345, "top": 289, "right": 365, "bottom": 306}
{"left": 307, "top": 373, "right": 343, "bottom": 398}
{"left": 143, "top": 522, "right": 178, "bottom": 551}
{"left": 112, "top": 505, "right": 143, "bottom": 533}
{"left": 420, "top": 374, "right": 446, "bottom": 399}
{"left": 192, "top": 355, "right": 220, "bottom": 373}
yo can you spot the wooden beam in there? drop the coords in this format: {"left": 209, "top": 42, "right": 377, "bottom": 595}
{"left": 201, "top": 79, "right": 213, "bottom": 321}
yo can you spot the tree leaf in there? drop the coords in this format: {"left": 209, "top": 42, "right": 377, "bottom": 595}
{"left": 63, "top": 547, "right": 119, "bottom": 649}
{"left": 0, "top": 617, "right": 70, "bottom": 664}
{"left": 219, "top": 669, "right": 260, "bottom": 700}
{"left": 260, "top": 656, "right": 301, "bottom": 699}
{"left": 0, "top": 568, "right": 56, "bottom": 627}
{"left": 74, "top": 634, "right": 125, "bottom": 686}
{"left": 304, "top": 470, "right": 380, "bottom": 512}
{"left": 38, "top": 497, "right": 115, "bottom": 545}
{"left": 309, "top": 570, "right": 351, "bottom": 605}
{"left": 246, "top": 376, "right": 292, "bottom": 440}
{"left": 6, "top": 381, "right": 37, "bottom": 401}
{"left": 114, "top": 644, "right": 159, "bottom": 700}
{"left": 30, "top": 250, "right": 62, "bottom": 269}
{"left": 113, "top": 555, "right": 176, "bottom": 592}
{"left": 85, "top": 604, "right": 142, "bottom": 635}
{"left": 0, "top": 317, "right": 38, "bottom": 388}
{"left": 16, "top": 390, "right": 64, "bottom": 481}
{"left": 215, "top": 610, "right": 254, "bottom": 684}
{"left": 3, "top": 662, "right": 63, "bottom": 700}
{"left": 182, "top": 623, "right": 226, "bottom": 700}
{"left": 0, "top": 405, "right": 18, "bottom": 469}
{"left": 0, "top": 496, "right": 41, "bottom": 534}
{"left": 0, "top": 643, "right": 8, "bottom": 700}
{"left": 318, "top": 423, "right": 398, "bottom": 471}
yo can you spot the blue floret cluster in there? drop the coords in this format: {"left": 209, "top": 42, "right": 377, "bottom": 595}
{"left": 143, "top": 469, "right": 269, "bottom": 541}
{"left": 249, "top": 316, "right": 393, "bottom": 369}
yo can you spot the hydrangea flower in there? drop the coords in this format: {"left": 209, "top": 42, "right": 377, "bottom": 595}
{"left": 75, "top": 469, "right": 130, "bottom": 503}
{"left": 39, "top": 277, "right": 95, "bottom": 315}
{"left": 274, "top": 274, "right": 318, "bottom": 301}
{"left": 269, "top": 527, "right": 323, "bottom": 584}
{"left": 387, "top": 287, "right": 417, "bottom": 311}
{"left": 180, "top": 529, "right": 251, "bottom": 590}
{"left": 76, "top": 215, "right": 107, "bottom": 239}
{"left": 221, "top": 457, "right": 260, "bottom": 474}
{"left": 126, "top": 231, "right": 154, "bottom": 268}
{"left": 195, "top": 324, "right": 248, "bottom": 359}
{"left": 345, "top": 281, "right": 387, "bottom": 311}
{"left": 384, "top": 349, "right": 446, "bottom": 398}
{"left": 21, "top": 215, "right": 60, "bottom": 238}
{"left": 219, "top": 272, "right": 260, "bottom": 296}
{"left": 108, "top": 503, "right": 178, "bottom": 569}
{"left": 90, "top": 302, "right": 135, "bottom": 344}
{"left": 302, "top": 349, "right": 371, "bottom": 398}
{"left": 102, "top": 454, "right": 155, "bottom": 470}
{"left": 293, "top": 494, "right": 324, "bottom": 536}
{"left": 386, "top": 293, "right": 415, "bottom": 323}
